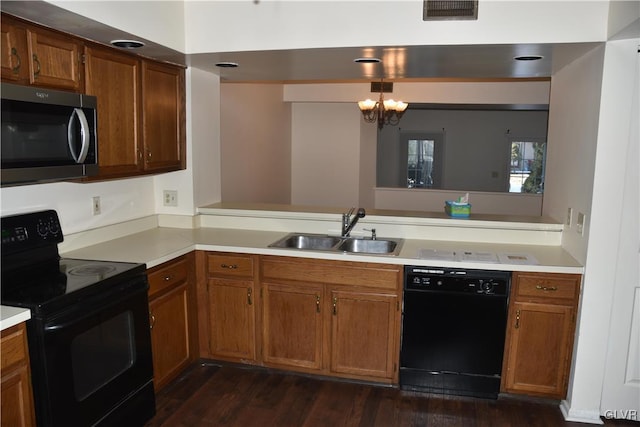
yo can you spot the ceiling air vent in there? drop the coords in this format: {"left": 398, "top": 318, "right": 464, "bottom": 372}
{"left": 423, "top": 0, "right": 478, "bottom": 21}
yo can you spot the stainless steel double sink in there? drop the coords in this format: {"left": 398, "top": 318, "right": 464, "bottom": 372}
{"left": 268, "top": 232, "right": 403, "bottom": 256}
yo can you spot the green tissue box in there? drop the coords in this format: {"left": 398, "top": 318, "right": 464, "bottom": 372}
{"left": 445, "top": 201, "right": 471, "bottom": 218}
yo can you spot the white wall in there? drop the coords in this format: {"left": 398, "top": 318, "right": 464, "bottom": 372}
{"left": 543, "top": 45, "right": 604, "bottom": 264}
{"left": 562, "top": 37, "right": 640, "bottom": 423}
{"left": 220, "top": 83, "right": 291, "bottom": 204}
{"left": 183, "top": 1, "right": 609, "bottom": 52}
{"left": 291, "top": 103, "right": 361, "bottom": 207}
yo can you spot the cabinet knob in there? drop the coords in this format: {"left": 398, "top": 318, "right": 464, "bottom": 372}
{"left": 515, "top": 309, "right": 520, "bottom": 329}
{"left": 247, "top": 287, "right": 253, "bottom": 305}
{"left": 332, "top": 297, "right": 338, "bottom": 315}
{"left": 221, "top": 263, "right": 238, "bottom": 269}
{"left": 316, "top": 295, "right": 321, "bottom": 313}
{"left": 150, "top": 313, "right": 156, "bottom": 330}
{"left": 163, "top": 274, "right": 173, "bottom": 281}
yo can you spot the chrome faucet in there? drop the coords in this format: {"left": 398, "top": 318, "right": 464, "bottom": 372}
{"left": 341, "top": 207, "right": 366, "bottom": 237}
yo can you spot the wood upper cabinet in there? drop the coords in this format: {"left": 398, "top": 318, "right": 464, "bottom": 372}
{"left": 260, "top": 255, "right": 402, "bottom": 383}
{"left": 1, "top": 14, "right": 83, "bottom": 91}
{"left": 1, "top": 323, "right": 36, "bottom": 427}
{"left": 204, "top": 253, "right": 258, "bottom": 362}
{"left": 142, "top": 61, "right": 186, "bottom": 172}
{"left": 147, "top": 254, "right": 197, "bottom": 391}
{"left": 501, "top": 271, "right": 582, "bottom": 399}
{"left": 84, "top": 45, "right": 143, "bottom": 178}
{"left": 1, "top": 14, "right": 27, "bottom": 82}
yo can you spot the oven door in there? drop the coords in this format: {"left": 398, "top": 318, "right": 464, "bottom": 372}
{"left": 29, "top": 278, "right": 155, "bottom": 427}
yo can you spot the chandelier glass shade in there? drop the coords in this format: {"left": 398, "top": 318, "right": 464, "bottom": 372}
{"left": 358, "top": 87, "right": 408, "bottom": 130}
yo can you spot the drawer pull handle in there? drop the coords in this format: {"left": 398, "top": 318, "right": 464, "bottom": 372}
{"left": 221, "top": 263, "right": 238, "bottom": 269}
{"left": 536, "top": 285, "right": 558, "bottom": 292}
{"left": 515, "top": 309, "right": 520, "bottom": 329}
{"left": 163, "top": 274, "right": 174, "bottom": 281}
{"left": 150, "top": 314, "right": 156, "bottom": 330}
{"left": 332, "top": 297, "right": 337, "bottom": 315}
{"left": 316, "top": 295, "right": 321, "bottom": 313}
{"left": 247, "top": 287, "right": 253, "bottom": 305}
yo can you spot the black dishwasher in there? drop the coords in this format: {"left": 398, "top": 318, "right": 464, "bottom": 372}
{"left": 400, "top": 266, "right": 511, "bottom": 399}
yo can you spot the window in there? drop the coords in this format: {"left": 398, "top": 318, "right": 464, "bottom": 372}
{"left": 401, "top": 132, "right": 443, "bottom": 189}
{"left": 509, "top": 139, "right": 546, "bottom": 193}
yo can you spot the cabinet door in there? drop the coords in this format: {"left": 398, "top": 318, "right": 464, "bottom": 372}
{"left": 330, "top": 289, "right": 398, "bottom": 380}
{"left": 141, "top": 61, "right": 185, "bottom": 172}
{"left": 262, "top": 282, "right": 323, "bottom": 371}
{"left": 26, "top": 28, "right": 82, "bottom": 91}
{"left": 502, "top": 301, "right": 575, "bottom": 398}
{"left": 149, "top": 282, "right": 191, "bottom": 391}
{"left": 1, "top": 15, "right": 27, "bottom": 82}
{"left": 208, "top": 278, "right": 256, "bottom": 361}
{"left": 85, "top": 46, "right": 143, "bottom": 178}
{"left": 1, "top": 323, "right": 35, "bottom": 427}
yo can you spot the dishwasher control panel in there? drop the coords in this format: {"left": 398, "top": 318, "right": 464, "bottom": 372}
{"left": 404, "top": 266, "right": 511, "bottom": 296}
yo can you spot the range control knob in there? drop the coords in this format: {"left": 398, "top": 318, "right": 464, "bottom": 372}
{"left": 481, "top": 280, "right": 495, "bottom": 293}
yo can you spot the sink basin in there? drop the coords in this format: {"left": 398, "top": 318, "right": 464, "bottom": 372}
{"left": 268, "top": 233, "right": 403, "bottom": 256}
{"left": 337, "top": 238, "right": 400, "bottom": 255}
{"left": 268, "top": 233, "right": 342, "bottom": 250}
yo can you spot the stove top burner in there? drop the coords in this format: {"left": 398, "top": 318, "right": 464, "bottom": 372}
{"left": 68, "top": 264, "right": 117, "bottom": 277}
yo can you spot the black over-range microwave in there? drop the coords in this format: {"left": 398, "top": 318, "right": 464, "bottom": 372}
{"left": 1, "top": 82, "right": 98, "bottom": 186}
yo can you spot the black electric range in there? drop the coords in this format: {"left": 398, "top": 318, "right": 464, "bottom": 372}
{"left": 1, "top": 210, "right": 156, "bottom": 427}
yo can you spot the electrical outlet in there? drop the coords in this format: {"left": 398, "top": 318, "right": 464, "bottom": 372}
{"left": 566, "top": 207, "right": 573, "bottom": 227}
{"left": 163, "top": 190, "right": 178, "bottom": 207}
{"left": 92, "top": 196, "right": 101, "bottom": 215}
{"left": 577, "top": 212, "right": 586, "bottom": 235}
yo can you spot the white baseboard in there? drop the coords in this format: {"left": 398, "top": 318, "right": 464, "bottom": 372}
{"left": 560, "top": 400, "right": 604, "bottom": 424}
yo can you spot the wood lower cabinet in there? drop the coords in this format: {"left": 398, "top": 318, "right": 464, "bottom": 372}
{"left": 329, "top": 288, "right": 398, "bottom": 379}
{"left": 201, "top": 252, "right": 258, "bottom": 363}
{"left": 147, "top": 254, "right": 197, "bottom": 391}
{"left": 261, "top": 255, "right": 401, "bottom": 383}
{"left": 501, "top": 271, "right": 581, "bottom": 399}
{"left": 1, "top": 323, "right": 36, "bottom": 427}
{"left": 262, "top": 282, "right": 324, "bottom": 370}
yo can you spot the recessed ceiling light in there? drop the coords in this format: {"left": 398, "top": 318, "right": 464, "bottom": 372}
{"left": 215, "top": 62, "right": 239, "bottom": 68}
{"left": 514, "top": 55, "right": 544, "bottom": 61}
{"left": 354, "top": 57, "right": 382, "bottom": 64}
{"left": 110, "top": 39, "right": 145, "bottom": 49}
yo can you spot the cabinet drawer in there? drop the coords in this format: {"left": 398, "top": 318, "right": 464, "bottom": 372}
{"left": 148, "top": 258, "right": 189, "bottom": 297}
{"left": 514, "top": 272, "right": 581, "bottom": 302}
{"left": 1, "top": 324, "right": 28, "bottom": 371}
{"left": 207, "top": 253, "right": 254, "bottom": 278}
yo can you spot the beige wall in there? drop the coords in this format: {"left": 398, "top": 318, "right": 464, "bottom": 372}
{"left": 291, "top": 103, "right": 362, "bottom": 207}
{"left": 220, "top": 84, "right": 291, "bottom": 204}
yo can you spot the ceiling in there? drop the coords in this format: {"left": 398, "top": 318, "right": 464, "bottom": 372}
{"left": 1, "top": 0, "right": 599, "bottom": 83}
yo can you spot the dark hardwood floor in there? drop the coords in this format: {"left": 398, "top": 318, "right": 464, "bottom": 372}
{"left": 147, "top": 362, "right": 637, "bottom": 427}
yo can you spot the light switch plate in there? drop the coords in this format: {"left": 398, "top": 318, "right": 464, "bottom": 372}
{"left": 577, "top": 212, "right": 586, "bottom": 235}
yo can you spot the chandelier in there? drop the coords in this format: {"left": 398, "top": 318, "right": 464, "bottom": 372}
{"left": 357, "top": 80, "right": 408, "bottom": 130}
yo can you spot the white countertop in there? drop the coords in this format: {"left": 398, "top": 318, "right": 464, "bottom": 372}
{"left": 60, "top": 226, "right": 583, "bottom": 274}
{"left": 1, "top": 305, "right": 31, "bottom": 331}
